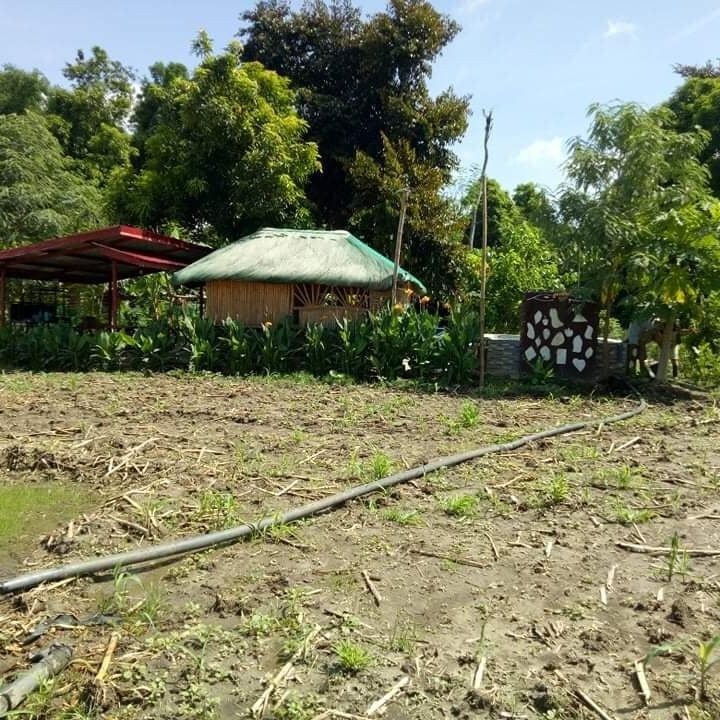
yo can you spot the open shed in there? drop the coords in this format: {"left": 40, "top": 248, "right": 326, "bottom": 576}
{"left": 0, "top": 225, "right": 211, "bottom": 329}
{"left": 173, "top": 228, "right": 426, "bottom": 327}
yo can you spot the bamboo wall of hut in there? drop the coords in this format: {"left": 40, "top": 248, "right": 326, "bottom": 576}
{"left": 206, "top": 280, "right": 292, "bottom": 325}
{"left": 205, "top": 279, "right": 414, "bottom": 327}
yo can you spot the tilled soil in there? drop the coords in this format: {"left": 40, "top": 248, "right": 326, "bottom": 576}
{"left": 0, "top": 372, "right": 718, "bottom": 720}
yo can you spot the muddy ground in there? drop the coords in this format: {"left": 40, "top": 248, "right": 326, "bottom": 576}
{"left": 0, "top": 371, "right": 719, "bottom": 720}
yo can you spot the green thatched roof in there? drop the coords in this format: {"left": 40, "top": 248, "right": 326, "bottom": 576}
{"left": 173, "top": 228, "right": 426, "bottom": 293}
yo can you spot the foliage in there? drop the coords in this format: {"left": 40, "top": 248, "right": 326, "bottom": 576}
{"left": 0, "top": 64, "right": 50, "bottom": 115}
{"left": 563, "top": 102, "right": 720, "bottom": 380}
{"left": 0, "top": 305, "right": 485, "bottom": 386}
{"left": 457, "top": 178, "right": 563, "bottom": 330}
{"left": 681, "top": 343, "right": 720, "bottom": 388}
{"left": 667, "top": 71, "right": 720, "bottom": 198}
{"left": 332, "top": 640, "right": 372, "bottom": 673}
{"left": 0, "top": 112, "right": 105, "bottom": 247}
{"left": 240, "top": 0, "right": 469, "bottom": 297}
{"left": 112, "top": 38, "right": 319, "bottom": 242}
{"left": 45, "top": 46, "right": 137, "bottom": 181}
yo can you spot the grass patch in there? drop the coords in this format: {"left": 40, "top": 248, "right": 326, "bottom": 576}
{"left": 0, "top": 483, "right": 95, "bottom": 551}
{"left": 442, "top": 494, "right": 478, "bottom": 518}
{"left": 445, "top": 400, "right": 481, "bottom": 434}
{"left": 382, "top": 508, "right": 422, "bottom": 526}
{"left": 332, "top": 640, "right": 372, "bottom": 674}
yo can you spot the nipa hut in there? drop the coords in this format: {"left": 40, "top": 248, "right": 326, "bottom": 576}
{"left": 173, "top": 228, "right": 426, "bottom": 327}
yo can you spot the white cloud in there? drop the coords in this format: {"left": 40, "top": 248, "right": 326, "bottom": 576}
{"left": 514, "top": 137, "right": 565, "bottom": 167}
{"left": 604, "top": 19, "right": 636, "bottom": 39}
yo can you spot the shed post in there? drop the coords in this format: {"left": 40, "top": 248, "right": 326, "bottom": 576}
{"left": 0, "top": 269, "right": 5, "bottom": 327}
{"left": 199, "top": 284, "right": 205, "bottom": 318}
{"left": 109, "top": 261, "right": 118, "bottom": 331}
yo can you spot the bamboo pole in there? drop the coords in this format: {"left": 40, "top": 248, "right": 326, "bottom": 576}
{"left": 391, "top": 188, "right": 410, "bottom": 307}
{"left": 478, "top": 110, "right": 493, "bottom": 389}
{"left": 110, "top": 261, "right": 118, "bottom": 331}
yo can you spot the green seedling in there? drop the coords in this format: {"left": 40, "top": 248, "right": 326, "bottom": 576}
{"left": 698, "top": 635, "right": 720, "bottom": 701}
{"left": 667, "top": 531, "right": 690, "bottom": 582}
{"left": 613, "top": 500, "right": 655, "bottom": 526}
{"left": 445, "top": 400, "right": 481, "bottom": 434}
{"left": 542, "top": 473, "right": 569, "bottom": 506}
{"left": 333, "top": 640, "right": 372, "bottom": 674}
{"left": 382, "top": 508, "right": 422, "bottom": 526}
{"left": 442, "top": 494, "right": 478, "bottom": 518}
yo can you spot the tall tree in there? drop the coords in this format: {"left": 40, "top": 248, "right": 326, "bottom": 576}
{"left": 564, "top": 102, "right": 720, "bottom": 381}
{"left": 667, "top": 73, "right": 720, "bottom": 198}
{"left": 0, "top": 65, "right": 50, "bottom": 115}
{"left": 131, "top": 61, "right": 189, "bottom": 163}
{"left": 459, "top": 177, "right": 562, "bottom": 329}
{"left": 240, "top": 0, "right": 469, "bottom": 229}
{"left": 46, "top": 46, "right": 136, "bottom": 179}
{"left": 0, "top": 112, "right": 104, "bottom": 247}
{"left": 111, "top": 38, "right": 319, "bottom": 242}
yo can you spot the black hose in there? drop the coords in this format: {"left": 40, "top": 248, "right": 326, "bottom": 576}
{"left": 0, "top": 399, "right": 646, "bottom": 595}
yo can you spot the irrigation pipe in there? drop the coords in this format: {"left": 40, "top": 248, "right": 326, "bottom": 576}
{"left": 0, "top": 399, "right": 646, "bottom": 595}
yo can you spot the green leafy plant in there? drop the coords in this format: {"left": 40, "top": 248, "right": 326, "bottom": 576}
{"left": 382, "top": 508, "right": 422, "bottom": 526}
{"left": 698, "top": 635, "right": 720, "bottom": 701}
{"left": 667, "top": 531, "right": 690, "bottom": 582}
{"left": 442, "top": 494, "right": 478, "bottom": 518}
{"left": 446, "top": 400, "right": 481, "bottom": 433}
{"left": 541, "top": 473, "right": 569, "bottom": 506}
{"left": 332, "top": 640, "right": 372, "bottom": 674}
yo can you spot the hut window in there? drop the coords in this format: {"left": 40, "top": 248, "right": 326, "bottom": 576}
{"left": 293, "top": 284, "right": 369, "bottom": 310}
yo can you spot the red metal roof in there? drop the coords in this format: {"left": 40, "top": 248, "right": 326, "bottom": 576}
{"left": 0, "top": 225, "right": 211, "bottom": 284}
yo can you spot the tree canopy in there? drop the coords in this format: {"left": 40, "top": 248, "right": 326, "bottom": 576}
{"left": 111, "top": 39, "right": 319, "bottom": 243}
{"left": 563, "top": 102, "right": 720, "bottom": 379}
{"left": 0, "top": 112, "right": 105, "bottom": 247}
{"left": 240, "top": 0, "right": 469, "bottom": 230}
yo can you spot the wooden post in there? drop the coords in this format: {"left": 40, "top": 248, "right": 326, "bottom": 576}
{"left": 199, "top": 284, "right": 205, "bottom": 318}
{"left": 391, "top": 188, "right": 410, "bottom": 307}
{"left": 0, "top": 269, "right": 5, "bottom": 327}
{"left": 478, "top": 110, "right": 493, "bottom": 389}
{"left": 110, "top": 261, "right": 118, "bottom": 331}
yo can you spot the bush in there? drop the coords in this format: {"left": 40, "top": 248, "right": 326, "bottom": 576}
{"left": 681, "top": 343, "right": 720, "bottom": 388}
{"left": 0, "top": 305, "right": 485, "bottom": 386}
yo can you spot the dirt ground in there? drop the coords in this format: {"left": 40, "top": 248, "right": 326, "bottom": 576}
{"left": 0, "top": 371, "right": 719, "bottom": 720}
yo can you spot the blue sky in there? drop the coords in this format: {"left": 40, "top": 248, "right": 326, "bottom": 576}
{"left": 1, "top": 0, "right": 719, "bottom": 197}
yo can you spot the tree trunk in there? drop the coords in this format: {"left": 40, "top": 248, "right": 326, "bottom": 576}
{"left": 655, "top": 313, "right": 677, "bottom": 383}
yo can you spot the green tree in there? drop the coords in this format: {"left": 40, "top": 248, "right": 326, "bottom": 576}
{"left": 111, "top": 38, "right": 319, "bottom": 242}
{"left": 46, "top": 46, "right": 136, "bottom": 179}
{"left": 667, "top": 75, "right": 720, "bottom": 199}
{"left": 240, "top": 0, "right": 469, "bottom": 229}
{"left": 131, "top": 61, "right": 189, "bottom": 162}
{"left": 564, "top": 102, "right": 720, "bottom": 381}
{"left": 0, "top": 65, "right": 50, "bottom": 115}
{"left": 0, "top": 112, "right": 105, "bottom": 247}
{"left": 457, "top": 177, "right": 563, "bottom": 329}
{"left": 349, "top": 134, "right": 467, "bottom": 297}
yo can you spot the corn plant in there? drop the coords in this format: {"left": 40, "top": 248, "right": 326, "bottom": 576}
{"left": 698, "top": 635, "right": 720, "bottom": 701}
{"left": 666, "top": 531, "right": 690, "bottom": 582}
{"left": 437, "top": 306, "right": 481, "bottom": 385}
{"left": 220, "top": 318, "right": 254, "bottom": 375}
{"left": 333, "top": 317, "right": 371, "bottom": 378}
{"left": 93, "top": 330, "right": 135, "bottom": 371}
{"left": 257, "top": 317, "right": 300, "bottom": 374}
{"left": 303, "top": 322, "right": 330, "bottom": 376}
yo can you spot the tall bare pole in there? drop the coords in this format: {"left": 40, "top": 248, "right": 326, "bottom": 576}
{"left": 478, "top": 110, "right": 493, "bottom": 388}
{"left": 391, "top": 188, "right": 410, "bottom": 306}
